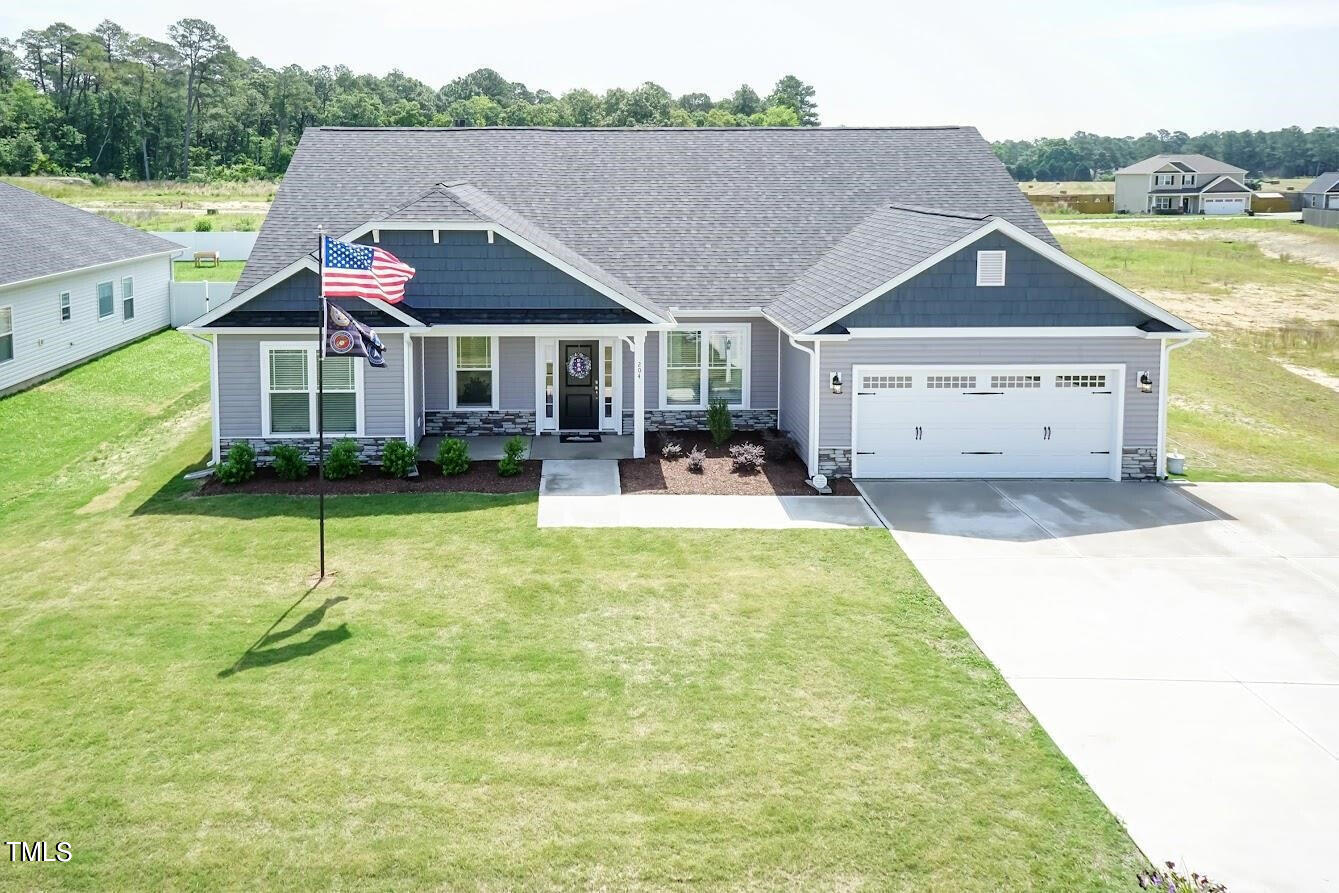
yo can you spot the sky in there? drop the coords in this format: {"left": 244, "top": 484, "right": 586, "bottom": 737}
{"left": 3, "top": 0, "right": 1335, "bottom": 141}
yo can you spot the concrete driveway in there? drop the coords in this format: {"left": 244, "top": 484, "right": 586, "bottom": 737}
{"left": 858, "top": 480, "right": 1339, "bottom": 893}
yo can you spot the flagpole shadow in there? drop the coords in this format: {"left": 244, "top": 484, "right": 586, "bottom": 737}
{"left": 218, "top": 584, "right": 351, "bottom": 678}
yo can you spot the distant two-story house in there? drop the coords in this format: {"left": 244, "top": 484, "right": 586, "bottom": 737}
{"left": 1301, "top": 172, "right": 1339, "bottom": 210}
{"left": 1114, "top": 154, "right": 1251, "bottom": 215}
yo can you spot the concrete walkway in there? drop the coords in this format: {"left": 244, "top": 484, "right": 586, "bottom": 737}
{"left": 858, "top": 479, "right": 1339, "bottom": 893}
{"left": 537, "top": 460, "right": 881, "bottom": 529}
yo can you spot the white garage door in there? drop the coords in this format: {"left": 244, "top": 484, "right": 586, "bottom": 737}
{"left": 853, "top": 366, "right": 1121, "bottom": 479}
{"left": 1203, "top": 196, "right": 1246, "bottom": 215}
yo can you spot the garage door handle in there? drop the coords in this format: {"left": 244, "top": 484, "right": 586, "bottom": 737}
{"left": 961, "top": 451, "right": 1003, "bottom": 455}
{"left": 1090, "top": 450, "right": 1110, "bottom": 455}
{"left": 856, "top": 451, "right": 876, "bottom": 455}
{"left": 1092, "top": 390, "right": 1112, "bottom": 394}
{"left": 966, "top": 391, "right": 1004, "bottom": 396}
{"left": 915, "top": 425, "right": 922, "bottom": 440}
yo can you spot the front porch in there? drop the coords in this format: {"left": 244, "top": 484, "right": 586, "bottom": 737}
{"left": 419, "top": 433, "right": 636, "bottom": 461}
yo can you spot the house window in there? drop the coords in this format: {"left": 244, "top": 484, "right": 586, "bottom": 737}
{"left": 267, "top": 348, "right": 311, "bottom": 434}
{"left": 263, "top": 344, "right": 361, "bottom": 436}
{"left": 926, "top": 374, "right": 976, "bottom": 389}
{"left": 544, "top": 354, "right": 555, "bottom": 419}
{"left": 1182, "top": 174, "right": 1196, "bottom": 186}
{"left": 603, "top": 343, "right": 614, "bottom": 419}
{"left": 976, "top": 250, "right": 1006, "bottom": 287}
{"left": 453, "top": 336, "right": 495, "bottom": 408}
{"left": 991, "top": 374, "right": 1040, "bottom": 389}
{"left": 0, "top": 306, "right": 12, "bottom": 363}
{"left": 661, "top": 326, "right": 750, "bottom": 409}
{"left": 1154, "top": 196, "right": 1173, "bottom": 210}
{"left": 320, "top": 357, "right": 358, "bottom": 433}
{"left": 1154, "top": 173, "right": 1174, "bottom": 186}
{"left": 97, "top": 281, "right": 114, "bottom": 318}
{"left": 1056, "top": 373, "right": 1107, "bottom": 389}
{"left": 59, "top": 292, "right": 71, "bottom": 322}
{"left": 121, "top": 277, "right": 134, "bottom": 320}
{"left": 862, "top": 374, "right": 911, "bottom": 390}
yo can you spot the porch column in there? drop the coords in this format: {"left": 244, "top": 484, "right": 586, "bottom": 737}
{"left": 632, "top": 333, "right": 646, "bottom": 458}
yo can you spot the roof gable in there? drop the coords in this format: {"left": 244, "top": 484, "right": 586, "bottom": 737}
{"left": 0, "top": 183, "right": 178, "bottom": 288}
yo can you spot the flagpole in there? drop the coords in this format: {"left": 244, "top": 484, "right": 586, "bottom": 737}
{"left": 316, "top": 226, "right": 327, "bottom": 580}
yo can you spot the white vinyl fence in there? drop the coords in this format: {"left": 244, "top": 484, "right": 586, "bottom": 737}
{"left": 152, "top": 231, "right": 258, "bottom": 260}
{"left": 170, "top": 281, "right": 228, "bottom": 327}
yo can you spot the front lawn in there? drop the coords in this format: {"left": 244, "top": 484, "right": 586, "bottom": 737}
{"left": 173, "top": 259, "right": 246, "bottom": 282}
{"left": 0, "top": 334, "right": 1147, "bottom": 889}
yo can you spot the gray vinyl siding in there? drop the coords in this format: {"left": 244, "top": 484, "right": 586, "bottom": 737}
{"left": 0, "top": 254, "right": 173, "bottom": 395}
{"left": 779, "top": 338, "right": 812, "bottom": 462}
{"left": 816, "top": 336, "right": 1162, "bottom": 452}
{"left": 498, "top": 336, "right": 534, "bottom": 410}
{"left": 423, "top": 337, "right": 451, "bottom": 408}
{"left": 216, "top": 333, "right": 406, "bottom": 438}
{"left": 834, "top": 232, "right": 1151, "bottom": 329}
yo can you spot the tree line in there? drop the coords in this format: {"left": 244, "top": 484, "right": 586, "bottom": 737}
{"left": 993, "top": 128, "right": 1339, "bottom": 182}
{"left": 0, "top": 18, "right": 820, "bottom": 180}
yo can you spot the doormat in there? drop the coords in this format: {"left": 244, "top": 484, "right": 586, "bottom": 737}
{"left": 560, "top": 433, "right": 602, "bottom": 443}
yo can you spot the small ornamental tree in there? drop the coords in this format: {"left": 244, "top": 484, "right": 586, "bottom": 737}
{"left": 707, "top": 399, "right": 733, "bottom": 446}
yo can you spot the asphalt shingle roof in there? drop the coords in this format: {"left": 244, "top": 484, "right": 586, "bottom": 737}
{"left": 0, "top": 182, "right": 179, "bottom": 288}
{"left": 1115, "top": 153, "right": 1247, "bottom": 175}
{"left": 237, "top": 126, "right": 1053, "bottom": 316}
{"left": 767, "top": 205, "right": 992, "bottom": 331}
{"left": 1302, "top": 172, "right": 1339, "bottom": 194}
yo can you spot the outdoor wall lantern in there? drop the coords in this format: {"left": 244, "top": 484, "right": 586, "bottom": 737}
{"left": 830, "top": 372, "right": 843, "bottom": 395}
{"left": 1138, "top": 370, "right": 1153, "bottom": 393}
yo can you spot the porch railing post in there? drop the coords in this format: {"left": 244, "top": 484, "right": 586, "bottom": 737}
{"left": 632, "top": 332, "right": 646, "bottom": 459}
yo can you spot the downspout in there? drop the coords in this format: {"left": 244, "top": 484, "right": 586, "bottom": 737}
{"left": 787, "top": 334, "right": 820, "bottom": 477}
{"left": 1157, "top": 335, "right": 1200, "bottom": 478}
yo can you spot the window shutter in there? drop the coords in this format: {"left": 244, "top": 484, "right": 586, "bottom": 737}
{"left": 976, "top": 250, "right": 1006, "bottom": 286}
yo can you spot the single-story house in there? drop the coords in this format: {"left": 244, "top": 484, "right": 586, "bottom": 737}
{"left": 1301, "top": 173, "right": 1339, "bottom": 229}
{"left": 0, "top": 183, "right": 178, "bottom": 396}
{"left": 183, "top": 126, "right": 1203, "bottom": 481}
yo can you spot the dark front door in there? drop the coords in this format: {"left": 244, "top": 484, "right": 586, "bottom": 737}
{"left": 559, "top": 341, "right": 599, "bottom": 430}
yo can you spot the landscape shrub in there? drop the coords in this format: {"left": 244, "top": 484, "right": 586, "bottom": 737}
{"left": 323, "top": 438, "right": 361, "bottom": 480}
{"left": 660, "top": 438, "right": 683, "bottom": 459}
{"left": 686, "top": 447, "right": 706, "bottom": 473}
{"left": 707, "top": 399, "right": 733, "bottom": 446}
{"left": 437, "top": 437, "right": 469, "bottom": 476}
{"left": 728, "top": 442, "right": 766, "bottom": 472}
{"left": 498, "top": 435, "right": 527, "bottom": 477}
{"left": 215, "top": 442, "right": 256, "bottom": 485}
{"left": 271, "top": 443, "right": 308, "bottom": 480}
{"left": 380, "top": 439, "right": 418, "bottom": 478}
{"left": 192, "top": 217, "right": 213, "bottom": 232}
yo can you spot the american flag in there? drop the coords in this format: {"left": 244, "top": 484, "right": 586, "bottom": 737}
{"left": 321, "top": 236, "right": 416, "bottom": 303}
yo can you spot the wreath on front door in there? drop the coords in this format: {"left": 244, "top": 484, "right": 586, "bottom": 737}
{"left": 566, "top": 352, "right": 592, "bottom": 380}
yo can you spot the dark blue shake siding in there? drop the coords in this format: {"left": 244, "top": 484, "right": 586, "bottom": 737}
{"left": 245, "top": 230, "right": 625, "bottom": 312}
{"left": 834, "top": 231, "right": 1151, "bottom": 329}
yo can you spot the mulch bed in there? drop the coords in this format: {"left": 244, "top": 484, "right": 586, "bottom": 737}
{"left": 619, "top": 430, "right": 859, "bottom": 496}
{"left": 197, "top": 460, "right": 541, "bottom": 496}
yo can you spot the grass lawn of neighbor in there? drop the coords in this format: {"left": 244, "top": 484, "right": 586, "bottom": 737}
{"left": 173, "top": 259, "right": 246, "bottom": 282}
{"left": 0, "top": 332, "right": 1148, "bottom": 889}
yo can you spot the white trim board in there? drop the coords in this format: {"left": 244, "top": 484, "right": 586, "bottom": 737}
{"left": 802, "top": 217, "right": 1199, "bottom": 336}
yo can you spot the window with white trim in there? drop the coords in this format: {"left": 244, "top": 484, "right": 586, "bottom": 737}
{"left": 603, "top": 343, "right": 614, "bottom": 420}
{"left": 1182, "top": 174, "right": 1196, "bottom": 186}
{"left": 0, "top": 306, "right": 12, "bottom": 363}
{"left": 59, "top": 292, "right": 71, "bottom": 322}
{"left": 263, "top": 345, "right": 361, "bottom": 436}
{"left": 1154, "top": 196, "right": 1172, "bottom": 210}
{"left": 121, "top": 277, "right": 134, "bottom": 320}
{"left": 976, "top": 250, "right": 1006, "bottom": 286}
{"left": 97, "top": 281, "right": 114, "bottom": 318}
{"left": 453, "top": 336, "right": 495, "bottom": 408}
{"left": 1154, "top": 173, "right": 1175, "bottom": 186}
{"left": 661, "top": 326, "right": 749, "bottom": 409}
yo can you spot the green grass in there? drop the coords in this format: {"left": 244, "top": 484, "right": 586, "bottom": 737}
{"left": 1168, "top": 337, "right": 1339, "bottom": 484}
{"left": 2, "top": 176, "right": 277, "bottom": 205}
{"left": 1058, "top": 233, "right": 1336, "bottom": 296}
{"left": 0, "top": 334, "right": 1147, "bottom": 890}
{"left": 173, "top": 260, "right": 246, "bottom": 282}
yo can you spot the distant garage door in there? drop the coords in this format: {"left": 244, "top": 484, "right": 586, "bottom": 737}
{"left": 1203, "top": 196, "right": 1247, "bottom": 215}
{"left": 852, "top": 366, "right": 1123, "bottom": 479}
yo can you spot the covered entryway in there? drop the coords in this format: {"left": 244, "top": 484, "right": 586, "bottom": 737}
{"left": 1203, "top": 196, "right": 1247, "bottom": 215}
{"left": 852, "top": 365, "right": 1123, "bottom": 479}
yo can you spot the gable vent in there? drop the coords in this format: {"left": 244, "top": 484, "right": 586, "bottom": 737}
{"left": 976, "top": 250, "right": 1006, "bottom": 286}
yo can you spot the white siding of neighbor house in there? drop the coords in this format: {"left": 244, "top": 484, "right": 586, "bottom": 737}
{"left": 779, "top": 337, "right": 812, "bottom": 461}
{"left": 0, "top": 254, "right": 173, "bottom": 395}
{"left": 1113, "top": 174, "right": 1151, "bottom": 214}
{"left": 216, "top": 333, "right": 405, "bottom": 438}
{"left": 815, "top": 336, "right": 1163, "bottom": 453}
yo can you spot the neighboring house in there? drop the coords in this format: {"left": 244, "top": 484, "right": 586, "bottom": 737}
{"left": 1113, "top": 154, "right": 1252, "bottom": 215}
{"left": 183, "top": 126, "right": 1202, "bottom": 482}
{"left": 1300, "top": 173, "right": 1339, "bottom": 229}
{"left": 0, "top": 183, "right": 178, "bottom": 396}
